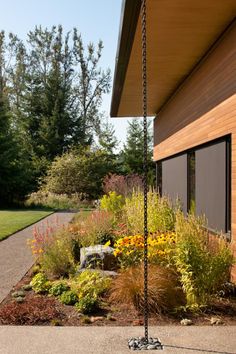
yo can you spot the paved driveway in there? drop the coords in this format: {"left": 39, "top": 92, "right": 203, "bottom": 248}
{"left": 0, "top": 326, "right": 235, "bottom": 354}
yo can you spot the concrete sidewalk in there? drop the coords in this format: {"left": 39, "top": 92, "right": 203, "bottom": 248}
{"left": 0, "top": 326, "right": 235, "bottom": 354}
{"left": 0, "top": 212, "right": 75, "bottom": 303}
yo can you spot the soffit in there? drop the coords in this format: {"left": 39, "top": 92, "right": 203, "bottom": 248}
{"left": 111, "top": 0, "right": 236, "bottom": 117}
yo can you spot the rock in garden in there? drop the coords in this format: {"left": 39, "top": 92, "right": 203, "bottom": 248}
{"left": 147, "top": 344, "right": 160, "bottom": 350}
{"left": 128, "top": 337, "right": 163, "bottom": 350}
{"left": 210, "top": 317, "right": 224, "bottom": 325}
{"left": 90, "top": 316, "right": 104, "bottom": 323}
{"left": 80, "top": 245, "right": 118, "bottom": 271}
{"left": 12, "top": 290, "right": 25, "bottom": 298}
{"left": 15, "top": 296, "right": 24, "bottom": 303}
{"left": 22, "top": 284, "right": 32, "bottom": 291}
{"left": 180, "top": 318, "right": 193, "bottom": 326}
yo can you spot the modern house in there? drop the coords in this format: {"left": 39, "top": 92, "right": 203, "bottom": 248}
{"left": 110, "top": 0, "right": 236, "bottom": 279}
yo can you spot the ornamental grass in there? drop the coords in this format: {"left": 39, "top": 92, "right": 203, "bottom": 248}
{"left": 124, "top": 190, "right": 176, "bottom": 234}
{"left": 109, "top": 264, "right": 185, "bottom": 314}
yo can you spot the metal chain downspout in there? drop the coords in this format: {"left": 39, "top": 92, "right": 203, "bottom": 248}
{"left": 141, "top": 0, "right": 149, "bottom": 343}
{"left": 128, "top": 0, "right": 163, "bottom": 349}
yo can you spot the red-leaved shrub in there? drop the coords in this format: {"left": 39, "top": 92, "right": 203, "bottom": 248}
{"left": 103, "top": 174, "right": 143, "bottom": 197}
{"left": 0, "top": 296, "right": 62, "bottom": 325}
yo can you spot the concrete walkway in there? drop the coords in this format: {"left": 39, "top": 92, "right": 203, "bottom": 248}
{"left": 0, "top": 326, "right": 235, "bottom": 354}
{"left": 0, "top": 212, "right": 75, "bottom": 303}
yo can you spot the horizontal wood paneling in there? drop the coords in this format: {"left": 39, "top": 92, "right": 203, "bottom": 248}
{"left": 153, "top": 22, "right": 236, "bottom": 280}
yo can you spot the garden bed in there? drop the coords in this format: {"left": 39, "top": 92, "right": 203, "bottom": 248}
{"left": 0, "top": 266, "right": 236, "bottom": 327}
{"left": 1, "top": 189, "right": 235, "bottom": 327}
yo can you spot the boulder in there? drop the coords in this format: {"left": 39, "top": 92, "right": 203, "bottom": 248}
{"left": 80, "top": 245, "right": 118, "bottom": 271}
{"left": 180, "top": 318, "right": 193, "bottom": 326}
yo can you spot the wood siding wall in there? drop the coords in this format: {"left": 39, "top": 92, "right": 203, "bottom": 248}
{"left": 153, "top": 22, "right": 236, "bottom": 280}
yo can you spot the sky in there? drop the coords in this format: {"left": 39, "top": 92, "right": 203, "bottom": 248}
{"left": 0, "top": 0, "right": 135, "bottom": 149}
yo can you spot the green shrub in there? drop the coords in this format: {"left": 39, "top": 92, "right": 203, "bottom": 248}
{"left": 174, "top": 212, "right": 234, "bottom": 308}
{"left": 100, "top": 191, "right": 124, "bottom": 217}
{"left": 49, "top": 282, "right": 70, "bottom": 296}
{"left": 39, "top": 230, "right": 75, "bottom": 278}
{"left": 75, "top": 295, "right": 99, "bottom": 314}
{"left": 41, "top": 148, "right": 114, "bottom": 199}
{"left": 71, "top": 270, "right": 111, "bottom": 298}
{"left": 124, "top": 189, "right": 176, "bottom": 234}
{"left": 70, "top": 270, "right": 111, "bottom": 313}
{"left": 75, "top": 270, "right": 111, "bottom": 297}
{"left": 59, "top": 290, "right": 78, "bottom": 305}
{"left": 30, "top": 273, "right": 51, "bottom": 294}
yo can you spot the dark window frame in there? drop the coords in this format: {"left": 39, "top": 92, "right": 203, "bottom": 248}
{"left": 225, "top": 137, "right": 231, "bottom": 236}
{"left": 156, "top": 161, "right": 162, "bottom": 196}
{"left": 187, "top": 150, "right": 196, "bottom": 213}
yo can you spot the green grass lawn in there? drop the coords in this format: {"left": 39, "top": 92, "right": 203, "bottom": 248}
{"left": 0, "top": 209, "right": 54, "bottom": 241}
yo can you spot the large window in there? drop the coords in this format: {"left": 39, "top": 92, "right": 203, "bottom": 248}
{"left": 162, "top": 154, "right": 188, "bottom": 213}
{"left": 156, "top": 136, "right": 231, "bottom": 235}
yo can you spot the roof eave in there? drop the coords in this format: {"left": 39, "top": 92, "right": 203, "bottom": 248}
{"left": 110, "top": 0, "right": 141, "bottom": 117}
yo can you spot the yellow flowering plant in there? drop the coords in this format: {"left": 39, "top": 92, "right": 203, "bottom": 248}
{"left": 113, "top": 232, "right": 176, "bottom": 268}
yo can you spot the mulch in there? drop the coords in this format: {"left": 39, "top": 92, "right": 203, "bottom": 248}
{"left": 1, "top": 266, "right": 236, "bottom": 327}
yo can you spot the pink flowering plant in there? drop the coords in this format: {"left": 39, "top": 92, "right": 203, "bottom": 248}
{"left": 27, "top": 217, "right": 60, "bottom": 257}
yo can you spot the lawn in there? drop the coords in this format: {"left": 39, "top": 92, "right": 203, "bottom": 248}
{"left": 0, "top": 210, "right": 54, "bottom": 241}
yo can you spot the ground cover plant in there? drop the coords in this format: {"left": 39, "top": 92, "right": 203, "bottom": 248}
{"left": 0, "top": 209, "right": 53, "bottom": 241}
{"left": 28, "top": 268, "right": 111, "bottom": 314}
{"left": 0, "top": 296, "right": 62, "bottom": 325}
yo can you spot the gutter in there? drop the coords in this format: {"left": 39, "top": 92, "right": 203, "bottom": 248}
{"left": 110, "top": 0, "right": 141, "bottom": 117}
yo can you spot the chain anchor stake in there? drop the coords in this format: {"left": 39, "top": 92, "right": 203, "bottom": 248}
{"left": 128, "top": 0, "right": 163, "bottom": 350}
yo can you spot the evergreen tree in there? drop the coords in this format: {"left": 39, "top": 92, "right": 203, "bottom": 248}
{"left": 0, "top": 27, "right": 113, "bottom": 201}
{"left": 9, "top": 26, "right": 111, "bottom": 163}
{"left": 97, "top": 119, "right": 119, "bottom": 173}
{"left": 0, "top": 33, "right": 33, "bottom": 203}
{"left": 121, "top": 119, "right": 155, "bottom": 183}
{"left": 19, "top": 26, "right": 74, "bottom": 161}
{"left": 72, "top": 29, "right": 111, "bottom": 146}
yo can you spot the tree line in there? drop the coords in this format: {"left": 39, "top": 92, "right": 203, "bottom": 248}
{"left": 0, "top": 26, "right": 154, "bottom": 205}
